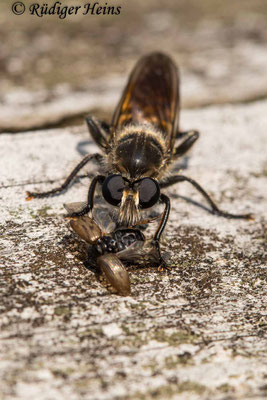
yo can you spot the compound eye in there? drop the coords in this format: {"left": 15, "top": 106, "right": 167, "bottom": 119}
{"left": 102, "top": 175, "right": 125, "bottom": 206}
{"left": 139, "top": 178, "right": 160, "bottom": 209}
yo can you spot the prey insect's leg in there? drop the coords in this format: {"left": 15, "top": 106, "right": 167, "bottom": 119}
{"left": 26, "top": 153, "right": 103, "bottom": 200}
{"left": 160, "top": 175, "right": 252, "bottom": 219}
{"left": 153, "top": 194, "right": 171, "bottom": 271}
{"left": 68, "top": 175, "right": 105, "bottom": 217}
{"left": 174, "top": 130, "right": 199, "bottom": 158}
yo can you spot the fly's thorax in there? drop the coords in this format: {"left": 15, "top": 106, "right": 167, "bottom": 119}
{"left": 108, "top": 124, "right": 168, "bottom": 179}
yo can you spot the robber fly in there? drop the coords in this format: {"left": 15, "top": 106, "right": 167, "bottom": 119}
{"left": 27, "top": 52, "right": 252, "bottom": 268}
{"left": 66, "top": 203, "right": 158, "bottom": 295}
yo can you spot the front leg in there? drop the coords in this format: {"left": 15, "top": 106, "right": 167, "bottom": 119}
{"left": 68, "top": 175, "right": 106, "bottom": 217}
{"left": 159, "top": 175, "right": 252, "bottom": 219}
{"left": 153, "top": 194, "right": 171, "bottom": 271}
{"left": 26, "top": 153, "right": 103, "bottom": 200}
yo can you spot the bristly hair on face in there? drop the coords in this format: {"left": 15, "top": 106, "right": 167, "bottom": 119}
{"left": 119, "top": 187, "right": 140, "bottom": 226}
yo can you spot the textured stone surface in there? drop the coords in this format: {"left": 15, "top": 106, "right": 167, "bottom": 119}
{"left": 1, "top": 100, "right": 266, "bottom": 399}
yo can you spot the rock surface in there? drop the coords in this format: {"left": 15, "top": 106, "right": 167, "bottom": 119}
{"left": 1, "top": 0, "right": 267, "bottom": 132}
{"left": 1, "top": 100, "right": 266, "bottom": 400}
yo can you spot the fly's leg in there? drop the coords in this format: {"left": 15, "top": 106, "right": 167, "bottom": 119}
{"left": 67, "top": 175, "right": 105, "bottom": 217}
{"left": 26, "top": 153, "right": 103, "bottom": 200}
{"left": 159, "top": 175, "right": 253, "bottom": 219}
{"left": 176, "top": 129, "right": 199, "bottom": 139}
{"left": 86, "top": 117, "right": 110, "bottom": 149}
{"left": 153, "top": 194, "right": 172, "bottom": 271}
{"left": 99, "top": 120, "right": 111, "bottom": 134}
{"left": 174, "top": 130, "right": 199, "bottom": 158}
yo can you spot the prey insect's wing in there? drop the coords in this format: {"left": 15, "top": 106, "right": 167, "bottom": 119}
{"left": 64, "top": 203, "right": 104, "bottom": 243}
{"left": 69, "top": 216, "right": 102, "bottom": 244}
{"left": 64, "top": 202, "right": 87, "bottom": 215}
{"left": 117, "top": 239, "right": 159, "bottom": 264}
{"left": 112, "top": 52, "right": 180, "bottom": 152}
{"left": 92, "top": 205, "right": 117, "bottom": 233}
{"left": 97, "top": 254, "right": 131, "bottom": 296}
{"left": 64, "top": 202, "right": 117, "bottom": 233}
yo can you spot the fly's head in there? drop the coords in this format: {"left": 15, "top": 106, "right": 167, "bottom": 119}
{"left": 101, "top": 174, "right": 160, "bottom": 226}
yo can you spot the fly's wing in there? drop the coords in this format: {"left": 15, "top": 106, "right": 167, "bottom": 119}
{"left": 112, "top": 52, "right": 179, "bottom": 152}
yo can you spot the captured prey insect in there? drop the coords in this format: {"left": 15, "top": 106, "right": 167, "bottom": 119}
{"left": 27, "top": 52, "right": 252, "bottom": 269}
{"left": 65, "top": 203, "right": 158, "bottom": 296}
